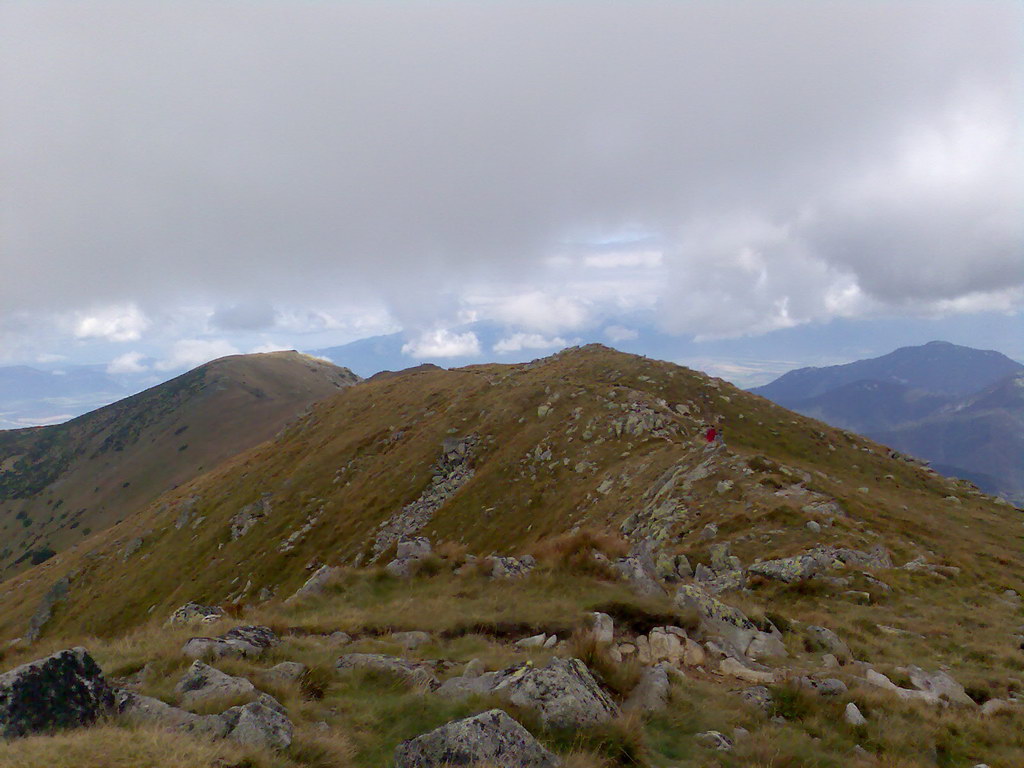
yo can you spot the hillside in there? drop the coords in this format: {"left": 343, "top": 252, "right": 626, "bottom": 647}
{"left": 1, "top": 345, "right": 1023, "bottom": 767}
{"left": 0, "top": 351, "right": 360, "bottom": 578}
{"left": 752, "top": 340, "right": 1024, "bottom": 403}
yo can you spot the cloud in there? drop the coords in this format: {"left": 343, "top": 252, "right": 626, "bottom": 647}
{"left": 73, "top": 304, "right": 150, "bottom": 342}
{"left": 401, "top": 330, "right": 481, "bottom": 358}
{"left": 209, "top": 300, "right": 277, "bottom": 331}
{"left": 156, "top": 338, "right": 240, "bottom": 371}
{"left": 604, "top": 325, "right": 639, "bottom": 343}
{"left": 493, "top": 333, "right": 568, "bottom": 354}
{"left": 106, "top": 351, "right": 148, "bottom": 374}
{"left": 0, "top": 2, "right": 1020, "bottom": 357}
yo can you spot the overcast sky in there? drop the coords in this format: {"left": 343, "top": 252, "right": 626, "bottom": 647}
{"left": 1, "top": 1, "right": 1021, "bottom": 379}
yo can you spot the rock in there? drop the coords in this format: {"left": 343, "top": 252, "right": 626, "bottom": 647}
{"left": 336, "top": 653, "right": 439, "bottom": 690}
{"left": 682, "top": 638, "right": 706, "bottom": 667}
{"left": 805, "top": 625, "right": 853, "bottom": 662}
{"left": 695, "top": 730, "right": 733, "bottom": 751}
{"left": 175, "top": 661, "right": 256, "bottom": 707}
{"left": 797, "top": 676, "right": 848, "bottom": 696}
{"left": 286, "top": 565, "right": 341, "bottom": 601}
{"left": 648, "top": 628, "right": 684, "bottom": 664}
{"left": 746, "top": 631, "right": 788, "bottom": 661}
{"left": 515, "top": 634, "right": 549, "bottom": 649}
{"left": 901, "top": 556, "right": 961, "bottom": 579}
{"left": 435, "top": 670, "right": 508, "bottom": 700}
{"left": 709, "top": 543, "right": 734, "bottom": 573}
{"left": 392, "top": 631, "right": 432, "bottom": 650}
{"left": 491, "top": 555, "right": 537, "bottom": 579}
{"left": 543, "top": 634, "right": 558, "bottom": 649}
{"left": 981, "top": 698, "right": 1015, "bottom": 716}
{"left": 676, "top": 584, "right": 758, "bottom": 656}
{"left": 699, "top": 523, "right": 718, "bottom": 541}
{"left": 623, "top": 663, "right": 671, "bottom": 713}
{"left": 393, "top": 709, "right": 560, "bottom": 768}
{"left": 494, "top": 658, "right": 619, "bottom": 728}
{"left": 120, "top": 537, "right": 144, "bottom": 561}
{"left": 748, "top": 554, "right": 820, "bottom": 584}
{"left": 182, "top": 625, "right": 280, "bottom": 660}
{"left": 612, "top": 540, "right": 665, "bottom": 597}
{"left": 116, "top": 690, "right": 228, "bottom": 737}
{"left": 844, "top": 702, "right": 867, "bottom": 726}
{"left": 822, "top": 653, "right": 840, "bottom": 669}
{"left": 25, "top": 576, "right": 70, "bottom": 643}
{"left": 261, "top": 662, "right": 307, "bottom": 686}
{"left": 229, "top": 494, "right": 273, "bottom": 540}
{"left": 328, "top": 631, "right": 353, "bottom": 646}
{"left": 739, "top": 685, "right": 773, "bottom": 713}
{"left": 221, "top": 701, "right": 293, "bottom": 750}
{"left": 463, "top": 659, "right": 485, "bottom": 678}
{"left": 0, "top": 647, "right": 114, "bottom": 739}
{"left": 864, "top": 669, "right": 940, "bottom": 704}
{"left": 906, "top": 666, "right": 975, "bottom": 707}
{"left": 806, "top": 520, "right": 821, "bottom": 534}
{"left": 167, "top": 602, "right": 225, "bottom": 626}
{"left": 719, "top": 657, "right": 777, "bottom": 684}
{"left": 586, "top": 612, "right": 614, "bottom": 645}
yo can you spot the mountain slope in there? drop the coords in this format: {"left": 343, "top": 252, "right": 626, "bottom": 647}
{"left": 0, "top": 351, "right": 360, "bottom": 577}
{"left": 752, "top": 340, "right": 1024, "bottom": 403}
{"left": 785, "top": 379, "right": 952, "bottom": 433}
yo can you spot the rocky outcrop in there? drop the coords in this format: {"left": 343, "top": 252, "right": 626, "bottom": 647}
{"left": 676, "top": 584, "right": 758, "bottom": 655}
{"left": 25, "top": 576, "right": 70, "bottom": 643}
{"left": 372, "top": 436, "right": 478, "bottom": 559}
{"left": 612, "top": 540, "right": 665, "bottom": 596}
{"left": 0, "top": 647, "right": 114, "bottom": 739}
{"left": 490, "top": 555, "right": 537, "bottom": 579}
{"left": 220, "top": 701, "right": 293, "bottom": 750}
{"left": 748, "top": 554, "right": 820, "bottom": 584}
{"left": 393, "top": 709, "right": 560, "bottom": 768}
{"left": 864, "top": 668, "right": 974, "bottom": 706}
{"left": 116, "top": 690, "right": 229, "bottom": 737}
{"left": 336, "top": 653, "right": 440, "bottom": 689}
{"left": 167, "top": 602, "right": 225, "bottom": 626}
{"left": 229, "top": 493, "right": 273, "bottom": 540}
{"left": 182, "top": 625, "right": 279, "bottom": 659}
{"left": 805, "top": 625, "right": 853, "bottom": 663}
{"left": 623, "top": 663, "right": 671, "bottom": 713}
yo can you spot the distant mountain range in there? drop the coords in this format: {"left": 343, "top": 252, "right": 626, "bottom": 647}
{"left": 752, "top": 340, "right": 1024, "bottom": 503}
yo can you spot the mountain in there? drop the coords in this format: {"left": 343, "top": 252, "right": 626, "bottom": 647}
{"left": 0, "top": 364, "right": 147, "bottom": 429}
{"left": 752, "top": 340, "right": 1024, "bottom": 404}
{"left": 0, "top": 351, "right": 359, "bottom": 577}
{"left": 873, "top": 372, "right": 1024, "bottom": 503}
{"left": 781, "top": 379, "right": 953, "bottom": 434}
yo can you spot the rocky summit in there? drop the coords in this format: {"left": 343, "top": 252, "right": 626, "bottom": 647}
{"left": 0, "top": 345, "right": 1022, "bottom": 767}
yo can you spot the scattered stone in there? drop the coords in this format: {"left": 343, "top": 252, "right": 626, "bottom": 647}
{"left": 286, "top": 565, "right": 341, "bottom": 602}
{"left": 901, "top": 556, "right": 961, "bottom": 579}
{"left": 805, "top": 625, "right": 853, "bottom": 663}
{"left": 515, "top": 634, "right": 549, "bottom": 649}
{"left": 175, "top": 661, "right": 256, "bottom": 707}
{"left": 677, "top": 584, "right": 758, "bottom": 656}
{"left": 336, "top": 653, "right": 439, "bottom": 690}
{"left": 393, "top": 709, "right": 560, "bottom": 768}
{"left": 623, "top": 663, "right": 671, "bottom": 713}
{"left": 612, "top": 540, "right": 665, "bottom": 596}
{"left": 844, "top": 702, "right": 867, "bottom": 726}
{"left": 182, "top": 625, "right": 280, "bottom": 660}
{"left": 699, "top": 523, "right": 719, "bottom": 541}
{"left": 748, "top": 554, "right": 820, "bottom": 584}
{"left": 495, "top": 658, "right": 619, "bottom": 728}
{"left": 798, "top": 676, "right": 848, "bottom": 696}
{"left": 746, "top": 631, "right": 788, "bottom": 661}
{"left": 25, "top": 576, "right": 70, "bottom": 643}
{"left": 261, "top": 662, "right": 307, "bottom": 686}
{"left": 230, "top": 494, "right": 273, "bottom": 540}
{"left": 822, "top": 653, "right": 840, "bottom": 669}
{"left": 328, "top": 631, "right": 353, "bottom": 646}
{"left": 116, "top": 690, "right": 227, "bottom": 737}
{"left": 586, "top": 612, "right": 614, "bottom": 645}
{"left": 981, "top": 698, "right": 1015, "bottom": 716}
{"left": 221, "top": 701, "right": 293, "bottom": 750}
{"left": 695, "top": 730, "right": 733, "bottom": 751}
{"left": 0, "top": 647, "right": 114, "bottom": 739}
{"left": 392, "top": 631, "right": 432, "bottom": 650}
{"left": 739, "top": 685, "right": 773, "bottom": 713}
{"left": 167, "top": 602, "right": 225, "bottom": 626}
{"left": 120, "top": 537, "right": 144, "bottom": 561}
{"left": 463, "top": 658, "right": 485, "bottom": 678}
{"left": 906, "top": 666, "right": 975, "bottom": 707}
{"left": 490, "top": 555, "right": 537, "bottom": 579}
{"left": 806, "top": 521, "right": 821, "bottom": 534}
{"left": 719, "top": 657, "right": 777, "bottom": 684}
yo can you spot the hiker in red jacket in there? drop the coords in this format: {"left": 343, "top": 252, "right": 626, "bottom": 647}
{"left": 705, "top": 426, "right": 717, "bottom": 443}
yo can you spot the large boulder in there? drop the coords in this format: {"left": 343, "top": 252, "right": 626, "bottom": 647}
{"left": 394, "top": 709, "right": 560, "bottom": 768}
{"left": 623, "top": 663, "right": 671, "bottom": 713}
{"left": 611, "top": 541, "right": 665, "bottom": 597}
{"left": 116, "top": 690, "right": 229, "bottom": 737}
{"left": 182, "top": 625, "right": 279, "bottom": 659}
{"left": 494, "top": 658, "right": 619, "bottom": 729}
{"left": 221, "top": 701, "right": 293, "bottom": 750}
{"left": 747, "top": 554, "right": 820, "bottom": 584}
{"left": 805, "top": 625, "right": 853, "bottom": 663}
{"left": 0, "top": 647, "right": 114, "bottom": 739}
{"left": 286, "top": 565, "right": 342, "bottom": 602}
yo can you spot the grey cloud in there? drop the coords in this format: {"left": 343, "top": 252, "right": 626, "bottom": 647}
{"left": 209, "top": 300, "right": 277, "bottom": 331}
{"left": 0, "top": 2, "right": 1020, "bottom": 336}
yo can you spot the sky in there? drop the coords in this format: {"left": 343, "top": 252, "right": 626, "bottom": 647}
{"left": 1, "top": 1, "right": 1021, "bottom": 386}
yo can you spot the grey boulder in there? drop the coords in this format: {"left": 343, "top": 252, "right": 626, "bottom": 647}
{"left": 494, "top": 658, "right": 619, "bottom": 729}
{"left": 0, "top": 647, "right": 114, "bottom": 739}
{"left": 394, "top": 709, "right": 559, "bottom": 768}
{"left": 336, "top": 653, "right": 439, "bottom": 690}
{"left": 182, "top": 625, "right": 280, "bottom": 659}
{"left": 175, "top": 660, "right": 256, "bottom": 707}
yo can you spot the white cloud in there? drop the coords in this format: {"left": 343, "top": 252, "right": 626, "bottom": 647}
{"left": 604, "top": 325, "right": 639, "bottom": 342}
{"left": 493, "top": 333, "right": 568, "bottom": 354}
{"left": 106, "top": 351, "right": 148, "bottom": 374}
{"left": 401, "top": 330, "right": 481, "bottom": 358}
{"left": 481, "top": 292, "right": 591, "bottom": 334}
{"left": 73, "top": 304, "right": 150, "bottom": 342}
{"left": 249, "top": 341, "right": 292, "bottom": 354}
{"left": 582, "top": 249, "right": 663, "bottom": 269}
{"left": 156, "top": 339, "right": 240, "bottom": 371}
